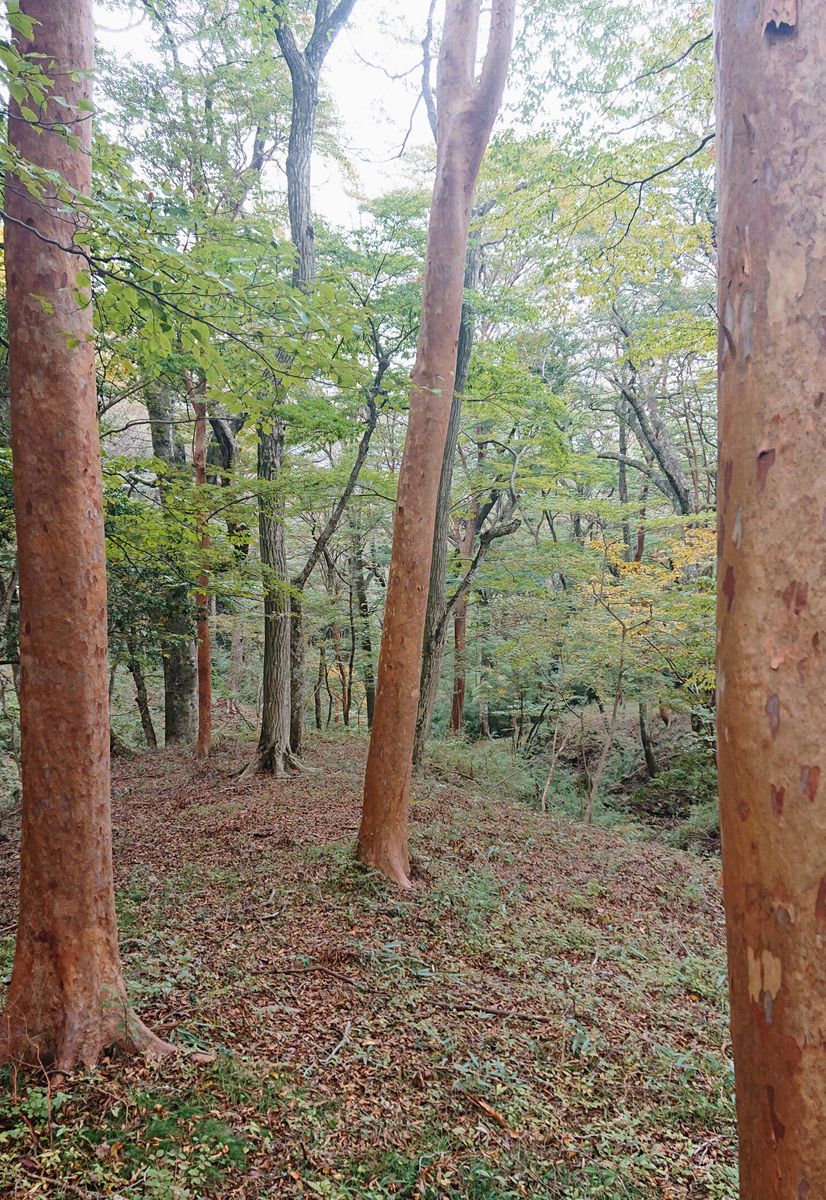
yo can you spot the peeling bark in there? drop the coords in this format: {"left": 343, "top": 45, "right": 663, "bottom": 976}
{"left": 716, "top": 1, "right": 826, "bottom": 1193}
{"left": 0, "top": 0, "right": 171, "bottom": 1069}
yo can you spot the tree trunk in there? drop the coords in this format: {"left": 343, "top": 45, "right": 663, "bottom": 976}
{"left": 414, "top": 243, "right": 482, "bottom": 764}
{"left": 145, "top": 392, "right": 198, "bottom": 745}
{"left": 618, "top": 401, "right": 632, "bottom": 558}
{"left": 716, "top": 4, "right": 826, "bottom": 1195}
{"left": 227, "top": 615, "right": 245, "bottom": 694}
{"left": 162, "top": 636, "right": 197, "bottom": 745}
{"left": 271, "top": 2, "right": 357, "bottom": 760}
{"left": 193, "top": 397, "right": 211, "bottom": 758}
{"left": 0, "top": 0, "right": 170, "bottom": 1070}
{"left": 358, "top": 0, "right": 515, "bottom": 886}
{"left": 449, "top": 511, "right": 478, "bottom": 734}
{"left": 638, "top": 699, "right": 658, "bottom": 779}
{"left": 314, "top": 645, "right": 325, "bottom": 730}
{"left": 127, "top": 641, "right": 158, "bottom": 751}
{"left": 352, "top": 530, "right": 376, "bottom": 727}
{"left": 251, "top": 424, "right": 293, "bottom": 776}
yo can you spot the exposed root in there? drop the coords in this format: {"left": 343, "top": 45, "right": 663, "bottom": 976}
{"left": 240, "top": 743, "right": 307, "bottom": 780}
{"left": 356, "top": 837, "right": 414, "bottom": 890}
{"left": 0, "top": 1000, "right": 175, "bottom": 1074}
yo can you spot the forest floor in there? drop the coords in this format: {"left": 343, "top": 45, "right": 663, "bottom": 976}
{"left": 0, "top": 729, "right": 736, "bottom": 1199}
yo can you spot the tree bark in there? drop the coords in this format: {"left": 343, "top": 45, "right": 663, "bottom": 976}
{"left": 253, "top": 0, "right": 357, "bottom": 764}
{"left": 358, "top": 0, "right": 516, "bottom": 886}
{"left": 250, "top": 423, "right": 293, "bottom": 776}
{"left": 227, "top": 615, "right": 245, "bottom": 694}
{"left": 448, "top": 502, "right": 483, "bottom": 734}
{"left": 146, "top": 392, "right": 198, "bottom": 745}
{"left": 352, "top": 528, "right": 376, "bottom": 728}
{"left": 414, "top": 243, "right": 482, "bottom": 763}
{"left": 0, "top": 0, "right": 170, "bottom": 1069}
{"left": 127, "top": 641, "right": 158, "bottom": 751}
{"left": 638, "top": 699, "right": 658, "bottom": 779}
{"left": 716, "top": 3, "right": 826, "bottom": 1195}
{"left": 193, "top": 396, "right": 211, "bottom": 758}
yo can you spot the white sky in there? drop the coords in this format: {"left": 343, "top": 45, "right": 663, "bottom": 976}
{"left": 95, "top": 1, "right": 443, "bottom": 227}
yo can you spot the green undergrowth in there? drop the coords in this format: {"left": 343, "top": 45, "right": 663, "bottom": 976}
{"left": 0, "top": 736, "right": 735, "bottom": 1198}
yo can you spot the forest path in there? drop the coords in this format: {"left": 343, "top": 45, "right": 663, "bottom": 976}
{"left": 0, "top": 731, "right": 735, "bottom": 1198}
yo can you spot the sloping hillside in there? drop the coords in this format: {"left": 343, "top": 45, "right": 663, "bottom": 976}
{"left": 0, "top": 733, "right": 736, "bottom": 1198}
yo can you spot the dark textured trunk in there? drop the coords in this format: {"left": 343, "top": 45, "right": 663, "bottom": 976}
{"left": 449, "top": 513, "right": 477, "bottom": 734}
{"left": 289, "top": 594, "right": 305, "bottom": 751}
{"left": 352, "top": 533, "right": 376, "bottom": 727}
{"left": 618, "top": 402, "right": 632, "bottom": 559}
{"left": 146, "top": 392, "right": 197, "bottom": 745}
{"left": 638, "top": 700, "right": 658, "bottom": 779}
{"left": 193, "top": 397, "right": 211, "bottom": 758}
{"left": 0, "top": 0, "right": 170, "bottom": 1070}
{"left": 251, "top": 424, "right": 293, "bottom": 776}
{"left": 227, "top": 615, "right": 245, "bottom": 694}
{"left": 127, "top": 641, "right": 158, "bottom": 750}
{"left": 273, "top": 2, "right": 358, "bottom": 759}
{"left": 314, "top": 645, "right": 324, "bottom": 730}
{"left": 634, "top": 478, "right": 649, "bottom": 563}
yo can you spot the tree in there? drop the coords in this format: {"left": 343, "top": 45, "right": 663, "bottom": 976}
{"left": 0, "top": 0, "right": 170, "bottom": 1069}
{"left": 716, "top": 1, "right": 826, "bottom": 1195}
{"left": 357, "top": 0, "right": 516, "bottom": 887}
{"left": 252, "top": 0, "right": 357, "bottom": 772}
{"left": 192, "top": 386, "right": 212, "bottom": 758}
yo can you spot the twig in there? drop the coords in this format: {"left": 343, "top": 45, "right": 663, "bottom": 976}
{"left": 429, "top": 998, "right": 555, "bottom": 1024}
{"left": 321, "top": 1019, "right": 353, "bottom": 1064}
{"left": 270, "top": 963, "right": 372, "bottom": 992}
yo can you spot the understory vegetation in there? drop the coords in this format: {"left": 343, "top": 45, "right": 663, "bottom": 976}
{"left": 0, "top": 733, "right": 734, "bottom": 1199}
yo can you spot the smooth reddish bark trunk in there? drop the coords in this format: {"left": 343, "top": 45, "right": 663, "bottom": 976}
{"left": 193, "top": 398, "right": 211, "bottom": 759}
{"left": 357, "top": 0, "right": 515, "bottom": 886}
{"left": 0, "top": 0, "right": 171, "bottom": 1069}
{"left": 716, "top": 1, "right": 826, "bottom": 1194}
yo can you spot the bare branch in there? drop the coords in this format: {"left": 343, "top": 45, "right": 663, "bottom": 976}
{"left": 421, "top": 0, "right": 438, "bottom": 141}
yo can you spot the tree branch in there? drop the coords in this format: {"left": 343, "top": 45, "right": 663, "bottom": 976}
{"left": 441, "top": 517, "right": 520, "bottom": 630}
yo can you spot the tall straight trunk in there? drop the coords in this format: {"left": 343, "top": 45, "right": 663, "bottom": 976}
{"left": 227, "top": 615, "right": 245, "bottom": 694}
{"left": 618, "top": 402, "right": 632, "bottom": 558}
{"left": 638, "top": 699, "right": 658, "bottom": 779}
{"left": 358, "top": 0, "right": 515, "bottom": 886}
{"left": 716, "top": 3, "right": 826, "bottom": 1195}
{"left": 146, "top": 392, "right": 197, "bottom": 745}
{"left": 264, "top": 2, "right": 356, "bottom": 762}
{"left": 449, "top": 513, "right": 477, "bottom": 733}
{"left": 0, "top": 0, "right": 169, "bottom": 1069}
{"left": 352, "top": 534, "right": 376, "bottom": 727}
{"left": 251, "top": 424, "right": 293, "bottom": 776}
{"left": 193, "top": 397, "right": 211, "bottom": 758}
{"left": 413, "top": 243, "right": 482, "bottom": 764}
{"left": 314, "top": 645, "right": 324, "bottom": 730}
